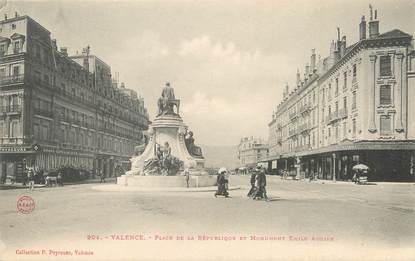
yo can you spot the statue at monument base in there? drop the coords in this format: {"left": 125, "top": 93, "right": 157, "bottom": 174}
{"left": 124, "top": 82, "right": 205, "bottom": 179}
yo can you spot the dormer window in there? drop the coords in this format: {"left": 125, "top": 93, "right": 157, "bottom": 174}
{"left": 13, "top": 41, "right": 20, "bottom": 54}
{"left": 0, "top": 44, "right": 5, "bottom": 56}
{"left": 380, "top": 55, "right": 392, "bottom": 77}
{"left": 10, "top": 33, "right": 25, "bottom": 54}
{"left": 0, "top": 36, "right": 10, "bottom": 56}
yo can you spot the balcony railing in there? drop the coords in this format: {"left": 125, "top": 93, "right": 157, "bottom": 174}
{"left": 298, "top": 122, "right": 310, "bottom": 133}
{"left": 326, "top": 108, "right": 348, "bottom": 124}
{"left": 33, "top": 108, "right": 53, "bottom": 118}
{"left": 0, "top": 74, "right": 24, "bottom": 85}
{"left": 295, "top": 144, "right": 311, "bottom": 152}
{"left": 289, "top": 111, "right": 298, "bottom": 121}
{"left": 299, "top": 103, "right": 312, "bottom": 114}
{"left": 325, "top": 111, "right": 337, "bottom": 124}
{"left": 338, "top": 108, "right": 348, "bottom": 119}
{"left": 0, "top": 105, "right": 22, "bottom": 113}
{"left": 288, "top": 128, "right": 297, "bottom": 137}
{"left": 352, "top": 77, "right": 358, "bottom": 90}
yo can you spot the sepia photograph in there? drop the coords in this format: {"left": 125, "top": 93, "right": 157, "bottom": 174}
{"left": 0, "top": 0, "right": 414, "bottom": 260}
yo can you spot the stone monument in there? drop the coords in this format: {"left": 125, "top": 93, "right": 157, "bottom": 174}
{"left": 118, "top": 83, "right": 213, "bottom": 188}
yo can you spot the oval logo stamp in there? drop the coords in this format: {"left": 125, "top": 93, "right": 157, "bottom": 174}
{"left": 17, "top": 195, "right": 36, "bottom": 214}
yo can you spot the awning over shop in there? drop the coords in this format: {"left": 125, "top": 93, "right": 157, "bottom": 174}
{"left": 265, "top": 140, "right": 415, "bottom": 160}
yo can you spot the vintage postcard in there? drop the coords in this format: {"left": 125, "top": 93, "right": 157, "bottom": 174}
{"left": 0, "top": 0, "right": 414, "bottom": 260}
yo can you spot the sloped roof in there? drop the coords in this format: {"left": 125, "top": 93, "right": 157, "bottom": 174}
{"left": 377, "top": 29, "right": 412, "bottom": 39}
{"left": 0, "top": 36, "right": 10, "bottom": 42}
{"left": 345, "top": 42, "right": 358, "bottom": 53}
{"left": 10, "top": 33, "right": 25, "bottom": 39}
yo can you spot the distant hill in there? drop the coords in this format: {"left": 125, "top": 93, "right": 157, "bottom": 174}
{"left": 200, "top": 145, "right": 239, "bottom": 169}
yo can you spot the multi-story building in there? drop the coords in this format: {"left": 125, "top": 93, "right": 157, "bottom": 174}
{"left": 266, "top": 7, "right": 415, "bottom": 181}
{"left": 0, "top": 13, "right": 149, "bottom": 181}
{"left": 237, "top": 136, "right": 269, "bottom": 168}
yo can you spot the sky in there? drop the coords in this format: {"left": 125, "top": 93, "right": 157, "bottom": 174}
{"left": 1, "top": 0, "right": 414, "bottom": 146}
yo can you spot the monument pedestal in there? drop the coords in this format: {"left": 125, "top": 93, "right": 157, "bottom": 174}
{"left": 120, "top": 82, "right": 212, "bottom": 188}
{"left": 117, "top": 175, "right": 216, "bottom": 188}
{"left": 127, "top": 114, "right": 205, "bottom": 177}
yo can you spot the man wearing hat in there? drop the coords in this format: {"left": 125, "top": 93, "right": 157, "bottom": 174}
{"left": 247, "top": 167, "right": 258, "bottom": 198}
{"left": 252, "top": 165, "right": 269, "bottom": 201}
{"left": 27, "top": 168, "right": 35, "bottom": 191}
{"left": 258, "top": 167, "right": 269, "bottom": 201}
{"left": 215, "top": 167, "right": 229, "bottom": 198}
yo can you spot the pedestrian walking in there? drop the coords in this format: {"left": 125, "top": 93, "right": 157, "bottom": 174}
{"left": 184, "top": 169, "right": 190, "bottom": 188}
{"left": 258, "top": 168, "right": 269, "bottom": 201}
{"left": 27, "top": 169, "right": 35, "bottom": 191}
{"left": 252, "top": 166, "right": 269, "bottom": 201}
{"left": 214, "top": 167, "right": 229, "bottom": 198}
{"left": 309, "top": 171, "right": 315, "bottom": 182}
{"left": 247, "top": 169, "right": 257, "bottom": 197}
{"left": 57, "top": 171, "right": 63, "bottom": 186}
{"left": 99, "top": 170, "right": 106, "bottom": 183}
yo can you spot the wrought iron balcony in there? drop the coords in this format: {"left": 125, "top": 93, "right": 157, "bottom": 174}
{"left": 0, "top": 74, "right": 24, "bottom": 85}
{"left": 338, "top": 108, "right": 348, "bottom": 119}
{"left": 326, "top": 108, "right": 348, "bottom": 124}
{"left": 295, "top": 144, "right": 311, "bottom": 152}
{"left": 289, "top": 111, "right": 298, "bottom": 121}
{"left": 0, "top": 105, "right": 22, "bottom": 113}
{"left": 288, "top": 128, "right": 297, "bottom": 137}
{"left": 299, "top": 103, "right": 312, "bottom": 114}
{"left": 352, "top": 78, "right": 358, "bottom": 90}
{"left": 298, "top": 122, "right": 310, "bottom": 133}
{"left": 33, "top": 108, "right": 53, "bottom": 118}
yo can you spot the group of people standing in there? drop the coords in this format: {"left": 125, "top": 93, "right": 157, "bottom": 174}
{"left": 214, "top": 165, "right": 269, "bottom": 201}
{"left": 247, "top": 165, "right": 268, "bottom": 201}
{"left": 214, "top": 167, "right": 229, "bottom": 197}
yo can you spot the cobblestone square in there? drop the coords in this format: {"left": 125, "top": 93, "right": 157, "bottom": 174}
{"left": 1, "top": 176, "right": 414, "bottom": 260}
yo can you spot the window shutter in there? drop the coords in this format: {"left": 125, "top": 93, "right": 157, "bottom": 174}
{"left": 380, "top": 56, "right": 392, "bottom": 76}
{"left": 380, "top": 85, "right": 391, "bottom": 105}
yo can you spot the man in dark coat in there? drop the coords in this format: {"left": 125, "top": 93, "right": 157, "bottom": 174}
{"left": 247, "top": 169, "right": 257, "bottom": 197}
{"left": 215, "top": 168, "right": 229, "bottom": 197}
{"left": 252, "top": 166, "right": 269, "bottom": 201}
{"left": 258, "top": 168, "right": 269, "bottom": 201}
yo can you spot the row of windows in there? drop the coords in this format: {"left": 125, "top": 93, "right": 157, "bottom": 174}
{"left": 32, "top": 122, "right": 135, "bottom": 154}
{"left": 322, "top": 64, "right": 357, "bottom": 103}
{"left": 0, "top": 120, "right": 21, "bottom": 138}
{"left": 274, "top": 55, "right": 397, "bottom": 152}
{"left": 0, "top": 40, "right": 22, "bottom": 56}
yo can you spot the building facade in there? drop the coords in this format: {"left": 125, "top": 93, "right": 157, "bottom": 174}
{"left": 266, "top": 8, "right": 415, "bottom": 181}
{"left": 0, "top": 14, "right": 149, "bottom": 181}
{"left": 237, "top": 136, "right": 269, "bottom": 168}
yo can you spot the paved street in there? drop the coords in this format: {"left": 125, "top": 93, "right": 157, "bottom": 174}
{"left": 0, "top": 176, "right": 414, "bottom": 260}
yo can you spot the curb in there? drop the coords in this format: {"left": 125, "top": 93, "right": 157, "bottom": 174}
{"left": 92, "top": 184, "right": 241, "bottom": 192}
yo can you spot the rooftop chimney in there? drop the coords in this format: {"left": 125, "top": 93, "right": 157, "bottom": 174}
{"left": 337, "top": 27, "right": 340, "bottom": 41}
{"left": 15, "top": 12, "right": 18, "bottom": 18}
{"left": 368, "top": 6, "right": 379, "bottom": 39}
{"left": 296, "top": 68, "right": 301, "bottom": 86}
{"left": 4, "top": 14, "right": 7, "bottom": 20}
{"left": 60, "top": 47, "right": 68, "bottom": 56}
{"left": 359, "top": 15, "right": 367, "bottom": 40}
{"left": 51, "top": 39, "right": 57, "bottom": 50}
{"left": 310, "top": 49, "right": 316, "bottom": 73}
{"left": 333, "top": 41, "right": 340, "bottom": 64}
{"left": 283, "top": 83, "right": 289, "bottom": 98}
{"left": 82, "top": 46, "right": 90, "bottom": 72}
{"left": 121, "top": 82, "right": 126, "bottom": 89}
{"left": 305, "top": 63, "right": 310, "bottom": 77}
{"left": 340, "top": 36, "right": 346, "bottom": 57}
